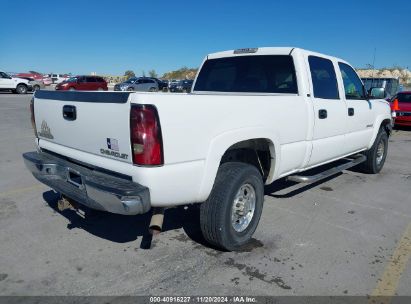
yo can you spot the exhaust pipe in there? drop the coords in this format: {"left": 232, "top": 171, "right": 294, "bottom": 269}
{"left": 149, "top": 207, "right": 165, "bottom": 235}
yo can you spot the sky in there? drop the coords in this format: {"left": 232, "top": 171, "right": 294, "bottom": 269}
{"left": 0, "top": 0, "right": 410, "bottom": 76}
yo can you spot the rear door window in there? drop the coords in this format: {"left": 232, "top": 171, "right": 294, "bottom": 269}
{"left": 194, "top": 55, "right": 298, "bottom": 93}
{"left": 308, "top": 56, "right": 339, "bottom": 99}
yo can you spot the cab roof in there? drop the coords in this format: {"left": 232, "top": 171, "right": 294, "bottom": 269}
{"left": 207, "top": 47, "right": 348, "bottom": 64}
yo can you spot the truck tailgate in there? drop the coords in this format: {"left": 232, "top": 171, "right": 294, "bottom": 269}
{"left": 34, "top": 91, "right": 133, "bottom": 163}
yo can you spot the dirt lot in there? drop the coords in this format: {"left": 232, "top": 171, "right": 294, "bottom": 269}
{"left": 0, "top": 93, "right": 410, "bottom": 296}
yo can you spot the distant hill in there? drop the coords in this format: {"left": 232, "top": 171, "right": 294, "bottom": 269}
{"left": 162, "top": 67, "right": 198, "bottom": 80}
{"left": 356, "top": 68, "right": 411, "bottom": 84}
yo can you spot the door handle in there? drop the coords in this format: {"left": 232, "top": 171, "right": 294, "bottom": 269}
{"left": 348, "top": 108, "right": 354, "bottom": 116}
{"left": 318, "top": 109, "right": 327, "bottom": 119}
{"left": 63, "top": 105, "right": 76, "bottom": 121}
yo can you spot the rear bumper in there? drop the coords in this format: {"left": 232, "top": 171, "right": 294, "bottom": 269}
{"left": 23, "top": 151, "right": 151, "bottom": 215}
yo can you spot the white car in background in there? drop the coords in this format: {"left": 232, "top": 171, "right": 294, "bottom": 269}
{"left": 0, "top": 71, "right": 32, "bottom": 94}
{"left": 44, "top": 74, "right": 69, "bottom": 84}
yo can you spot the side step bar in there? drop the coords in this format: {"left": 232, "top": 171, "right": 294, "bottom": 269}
{"left": 286, "top": 154, "right": 366, "bottom": 184}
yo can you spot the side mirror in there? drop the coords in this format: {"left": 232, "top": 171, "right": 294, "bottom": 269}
{"left": 368, "top": 87, "right": 386, "bottom": 99}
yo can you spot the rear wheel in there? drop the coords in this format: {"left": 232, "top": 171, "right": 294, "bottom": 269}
{"left": 149, "top": 87, "right": 157, "bottom": 92}
{"left": 358, "top": 128, "right": 388, "bottom": 174}
{"left": 33, "top": 85, "right": 41, "bottom": 91}
{"left": 16, "top": 84, "right": 28, "bottom": 94}
{"left": 97, "top": 87, "right": 104, "bottom": 91}
{"left": 69, "top": 87, "right": 76, "bottom": 91}
{"left": 200, "top": 162, "right": 264, "bottom": 251}
{"left": 127, "top": 87, "right": 134, "bottom": 91}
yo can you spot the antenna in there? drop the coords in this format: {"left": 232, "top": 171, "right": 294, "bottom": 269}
{"left": 371, "top": 47, "right": 377, "bottom": 78}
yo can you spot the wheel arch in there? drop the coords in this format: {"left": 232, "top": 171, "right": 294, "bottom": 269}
{"left": 367, "top": 115, "right": 392, "bottom": 149}
{"left": 197, "top": 127, "right": 281, "bottom": 202}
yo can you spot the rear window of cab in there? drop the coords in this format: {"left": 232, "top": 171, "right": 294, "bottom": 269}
{"left": 194, "top": 55, "right": 298, "bottom": 94}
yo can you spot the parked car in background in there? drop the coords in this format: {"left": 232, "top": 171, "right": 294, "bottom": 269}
{"left": 161, "top": 79, "right": 169, "bottom": 91}
{"left": 55, "top": 76, "right": 108, "bottom": 91}
{"left": 390, "top": 91, "right": 411, "bottom": 127}
{"left": 114, "top": 77, "right": 158, "bottom": 92}
{"left": 16, "top": 72, "right": 44, "bottom": 81}
{"left": 0, "top": 71, "right": 32, "bottom": 94}
{"left": 168, "top": 79, "right": 179, "bottom": 90}
{"left": 18, "top": 77, "right": 45, "bottom": 91}
{"left": 45, "top": 74, "right": 69, "bottom": 84}
{"left": 149, "top": 78, "right": 168, "bottom": 91}
{"left": 42, "top": 77, "right": 53, "bottom": 86}
{"left": 169, "top": 79, "right": 194, "bottom": 93}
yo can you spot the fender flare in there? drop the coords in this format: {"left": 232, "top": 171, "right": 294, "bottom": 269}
{"left": 367, "top": 114, "right": 392, "bottom": 149}
{"left": 196, "top": 127, "right": 281, "bottom": 202}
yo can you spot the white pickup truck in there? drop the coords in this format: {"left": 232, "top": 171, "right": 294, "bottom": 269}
{"left": 24, "top": 47, "right": 392, "bottom": 251}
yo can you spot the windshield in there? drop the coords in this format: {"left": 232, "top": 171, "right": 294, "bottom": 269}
{"left": 67, "top": 77, "right": 78, "bottom": 83}
{"left": 194, "top": 55, "right": 298, "bottom": 93}
{"left": 397, "top": 93, "right": 411, "bottom": 103}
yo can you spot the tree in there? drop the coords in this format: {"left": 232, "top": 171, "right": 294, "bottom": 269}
{"left": 124, "top": 70, "right": 135, "bottom": 79}
{"left": 148, "top": 69, "right": 157, "bottom": 78}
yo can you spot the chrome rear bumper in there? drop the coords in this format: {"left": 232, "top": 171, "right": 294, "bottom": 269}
{"left": 23, "top": 151, "right": 151, "bottom": 215}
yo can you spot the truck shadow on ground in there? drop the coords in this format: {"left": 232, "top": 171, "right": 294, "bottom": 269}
{"left": 42, "top": 190, "right": 208, "bottom": 249}
{"left": 42, "top": 159, "right": 355, "bottom": 250}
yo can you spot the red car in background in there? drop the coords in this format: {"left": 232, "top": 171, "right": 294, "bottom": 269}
{"left": 16, "top": 72, "right": 53, "bottom": 86}
{"left": 390, "top": 91, "right": 411, "bottom": 127}
{"left": 16, "top": 72, "right": 43, "bottom": 81}
{"left": 55, "top": 75, "right": 108, "bottom": 91}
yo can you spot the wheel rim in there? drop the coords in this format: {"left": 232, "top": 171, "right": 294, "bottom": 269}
{"left": 231, "top": 183, "right": 256, "bottom": 232}
{"left": 376, "top": 139, "right": 385, "bottom": 166}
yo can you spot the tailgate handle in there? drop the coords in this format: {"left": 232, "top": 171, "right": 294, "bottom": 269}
{"left": 63, "top": 105, "right": 76, "bottom": 121}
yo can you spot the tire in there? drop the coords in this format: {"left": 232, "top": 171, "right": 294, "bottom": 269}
{"left": 358, "top": 128, "right": 388, "bottom": 174}
{"left": 149, "top": 87, "right": 157, "bottom": 92}
{"left": 33, "top": 85, "right": 41, "bottom": 91}
{"left": 16, "top": 84, "right": 27, "bottom": 94}
{"left": 97, "top": 87, "right": 104, "bottom": 91}
{"left": 69, "top": 87, "right": 75, "bottom": 91}
{"left": 127, "top": 87, "right": 134, "bottom": 91}
{"left": 200, "top": 162, "right": 264, "bottom": 251}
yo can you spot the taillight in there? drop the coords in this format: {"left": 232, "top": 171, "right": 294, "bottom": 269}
{"left": 130, "top": 105, "right": 163, "bottom": 166}
{"left": 29, "top": 98, "right": 37, "bottom": 137}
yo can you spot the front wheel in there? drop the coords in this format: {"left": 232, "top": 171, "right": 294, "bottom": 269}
{"left": 358, "top": 128, "right": 388, "bottom": 174}
{"left": 200, "top": 162, "right": 264, "bottom": 251}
